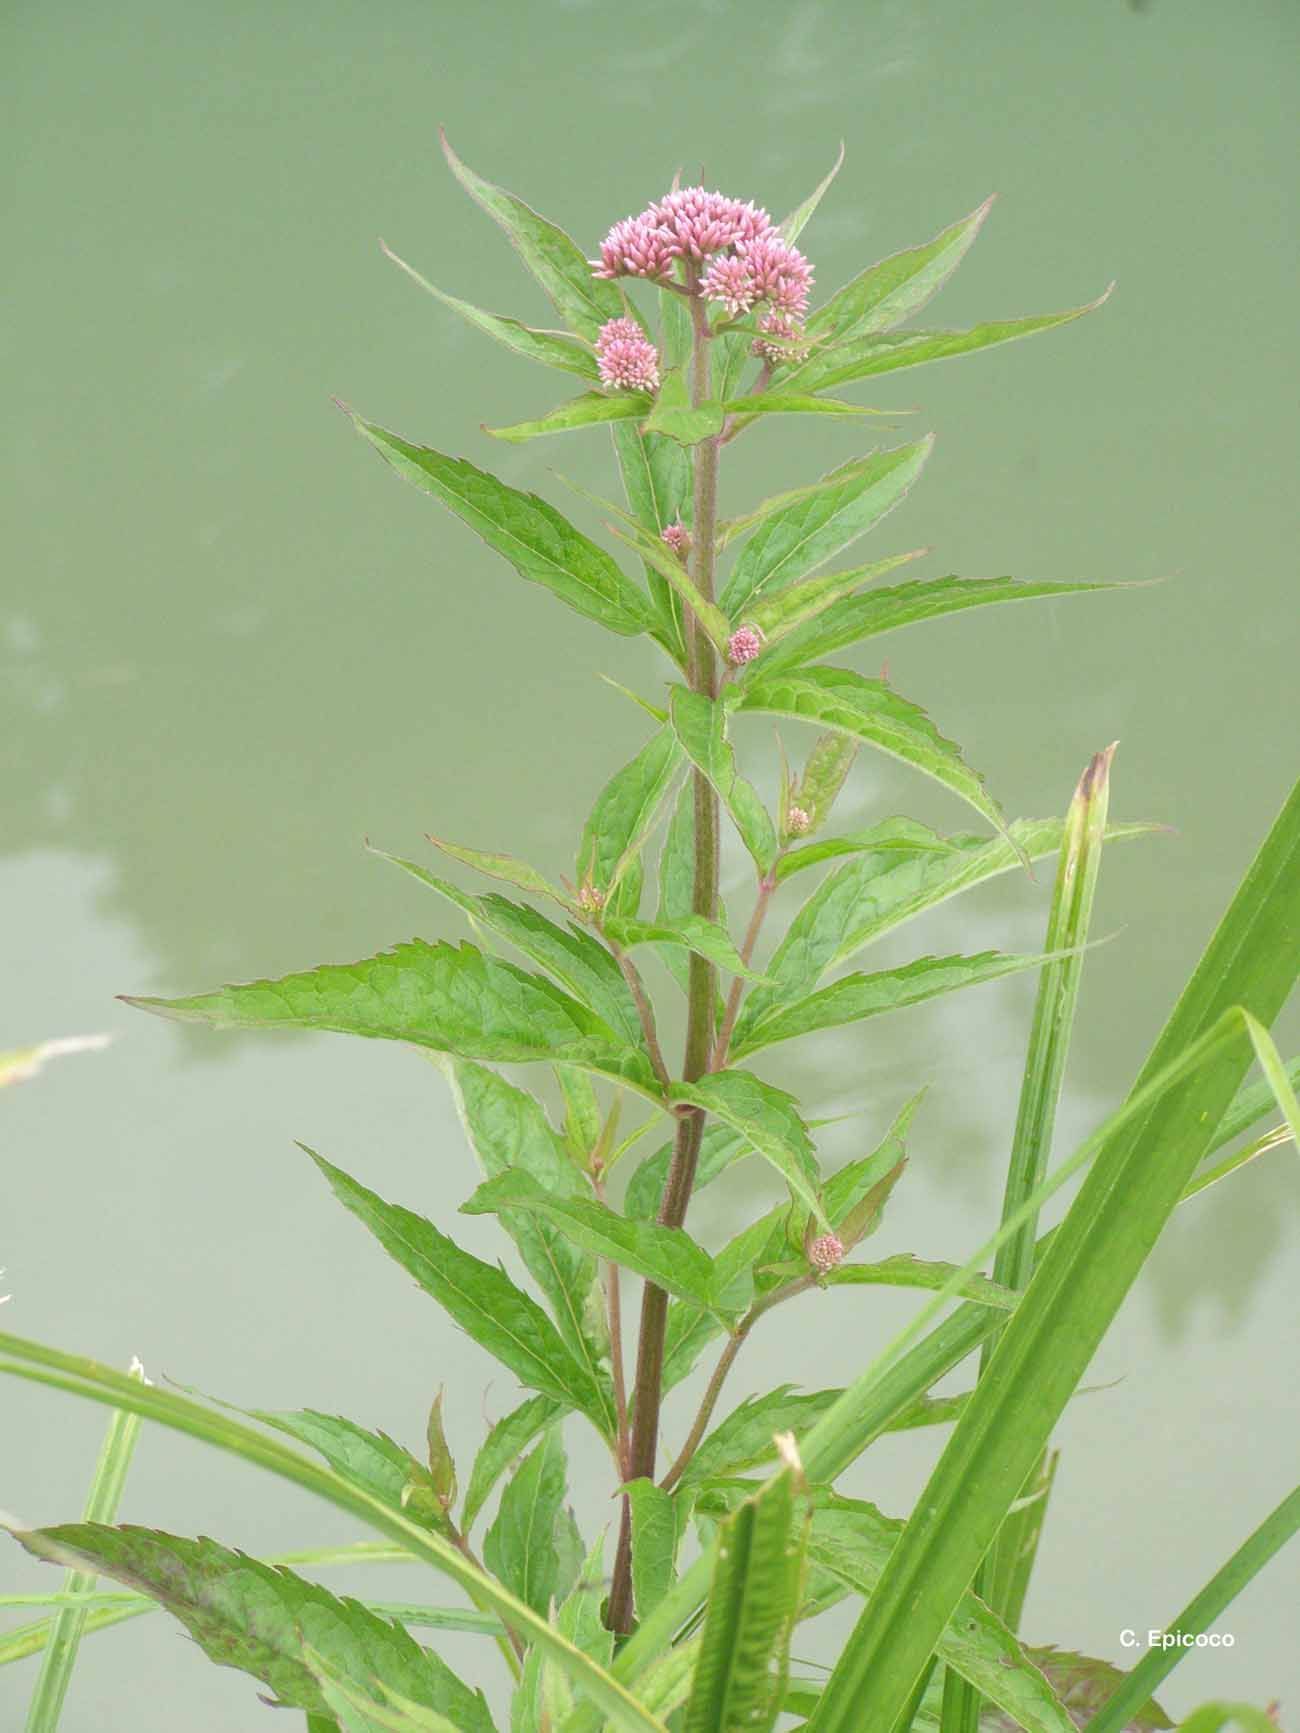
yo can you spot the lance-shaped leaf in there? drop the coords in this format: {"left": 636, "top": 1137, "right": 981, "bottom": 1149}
{"left": 461, "top": 1395, "right": 564, "bottom": 1535}
{"left": 462, "top": 1172, "right": 721, "bottom": 1313}
{"left": 252, "top": 1410, "right": 449, "bottom": 1533}
{"left": 824, "top": 1257, "right": 1018, "bottom": 1309}
{"left": 680, "top": 1388, "right": 845, "bottom": 1489}
{"left": 577, "top": 727, "right": 682, "bottom": 905}
{"left": 445, "top": 1062, "right": 613, "bottom": 1430}
{"left": 370, "top": 850, "right": 645, "bottom": 1051}
{"left": 611, "top": 421, "right": 691, "bottom": 658}
{"left": 736, "top": 665, "right": 1010, "bottom": 841}
{"left": 670, "top": 688, "right": 779, "bottom": 874}
{"left": 758, "top": 574, "right": 1125, "bottom": 676}
{"left": 775, "top": 814, "right": 957, "bottom": 883}
{"left": 779, "top": 143, "right": 846, "bottom": 245}
{"left": 307, "top": 1648, "right": 477, "bottom": 1733}
{"left": 743, "top": 550, "right": 926, "bottom": 646}
{"left": 732, "top": 950, "right": 1055, "bottom": 1060}
{"left": 488, "top": 390, "right": 651, "bottom": 444}
{"left": 785, "top": 289, "right": 1112, "bottom": 397}
{"left": 424, "top": 834, "right": 570, "bottom": 906}
{"left": 822, "top": 1093, "right": 920, "bottom": 1229}
{"left": 440, "top": 131, "right": 622, "bottom": 338}
{"left": 607, "top": 517, "right": 732, "bottom": 654}
{"left": 626, "top": 1479, "right": 682, "bottom": 1622}
{"left": 722, "top": 392, "right": 887, "bottom": 421}
{"left": 381, "top": 241, "right": 599, "bottom": 380}
{"left": 722, "top": 439, "right": 933, "bottom": 614}
{"left": 804, "top": 1496, "right": 1077, "bottom": 1733}
{"left": 807, "top": 197, "right": 995, "bottom": 347}
{"left": 642, "top": 367, "right": 725, "bottom": 446}
{"left": 124, "top": 938, "right": 658, "bottom": 1096}
{"left": 483, "top": 1427, "right": 569, "bottom": 1617}
{"left": 351, "top": 416, "right": 654, "bottom": 638}
{"left": 603, "top": 912, "right": 770, "bottom": 983}
{"left": 661, "top": 1211, "right": 788, "bottom": 1394}
{"left": 672, "top": 1071, "right": 827, "bottom": 1231}
{"left": 306, "top": 1150, "right": 612, "bottom": 1433}
{"left": 13, "top": 1524, "right": 495, "bottom": 1725}
{"left": 683, "top": 1461, "right": 807, "bottom": 1733}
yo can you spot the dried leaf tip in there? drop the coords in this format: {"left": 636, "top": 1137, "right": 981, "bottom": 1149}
{"left": 1076, "top": 741, "right": 1120, "bottom": 802}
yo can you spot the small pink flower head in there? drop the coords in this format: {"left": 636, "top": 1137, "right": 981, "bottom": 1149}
{"left": 751, "top": 311, "right": 811, "bottom": 366}
{"left": 661, "top": 521, "right": 691, "bottom": 557}
{"left": 808, "top": 1232, "right": 845, "bottom": 1273}
{"left": 700, "top": 252, "right": 759, "bottom": 316}
{"left": 786, "top": 805, "right": 812, "bottom": 837}
{"left": 576, "top": 881, "right": 605, "bottom": 918}
{"left": 727, "top": 624, "right": 764, "bottom": 667}
{"left": 651, "top": 187, "right": 773, "bottom": 260}
{"left": 738, "top": 234, "right": 814, "bottom": 316}
{"left": 593, "top": 214, "right": 677, "bottom": 282}
{"left": 596, "top": 317, "right": 660, "bottom": 392}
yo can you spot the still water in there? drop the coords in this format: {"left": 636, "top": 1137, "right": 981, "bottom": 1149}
{"left": 4, "top": 1, "right": 1297, "bottom": 1726}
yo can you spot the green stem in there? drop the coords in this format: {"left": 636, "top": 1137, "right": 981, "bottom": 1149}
{"left": 605, "top": 280, "right": 721, "bottom": 1636}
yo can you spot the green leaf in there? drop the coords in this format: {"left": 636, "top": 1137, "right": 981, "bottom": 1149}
{"left": 252, "top": 1410, "right": 448, "bottom": 1533}
{"left": 604, "top": 912, "right": 769, "bottom": 983}
{"left": 680, "top": 1388, "right": 845, "bottom": 1489}
{"left": 125, "top": 938, "right": 658, "bottom": 1096}
{"left": 439, "top": 132, "right": 622, "bottom": 338}
{"left": 724, "top": 392, "right": 888, "bottom": 420}
{"left": 672, "top": 1072, "right": 827, "bottom": 1231}
{"left": 624, "top": 1123, "right": 751, "bottom": 1222}
{"left": 642, "top": 368, "right": 725, "bottom": 446}
{"left": 606, "top": 517, "right": 733, "bottom": 655}
{"left": 374, "top": 852, "right": 645, "bottom": 1051}
{"left": 1085, "top": 1486, "right": 1300, "bottom": 1733}
{"left": 744, "top": 550, "right": 927, "bottom": 644}
{"left": 669, "top": 688, "right": 779, "bottom": 874}
{"left": 722, "top": 440, "right": 934, "bottom": 615}
{"left": 821, "top": 1093, "right": 920, "bottom": 1229}
{"left": 1208, "top": 1057, "right": 1300, "bottom": 1154}
{"left": 351, "top": 416, "right": 654, "bottom": 637}
{"left": 577, "top": 727, "right": 683, "bottom": 903}
{"left": 735, "top": 666, "right": 1010, "bottom": 840}
{"left": 804, "top": 779, "right": 1300, "bottom": 1733}
{"left": 423, "top": 834, "right": 570, "bottom": 906}
{"left": 14, "top": 1524, "right": 492, "bottom": 1723}
{"left": 757, "top": 575, "right": 1127, "bottom": 676}
{"left": 785, "top": 289, "right": 1112, "bottom": 397}
{"left": 0, "top": 1339, "right": 669, "bottom": 1733}
{"left": 380, "top": 241, "right": 598, "bottom": 379}
{"left": 538, "top": 1535, "right": 615, "bottom": 1726}
{"left": 626, "top": 1480, "right": 681, "bottom": 1622}
{"left": 444, "top": 1062, "right": 613, "bottom": 1431}
{"left": 731, "top": 950, "right": 1054, "bottom": 1060}
{"left": 306, "top": 1646, "right": 478, "bottom": 1733}
{"left": 825, "top": 1257, "right": 1018, "bottom": 1310}
{"left": 22, "top": 1357, "right": 145, "bottom": 1733}
{"left": 683, "top": 1464, "right": 806, "bottom": 1733}
{"left": 487, "top": 391, "right": 650, "bottom": 444}
{"left": 774, "top": 815, "right": 952, "bottom": 882}
{"left": 806, "top": 198, "right": 995, "bottom": 346}
{"left": 779, "top": 143, "right": 846, "bottom": 245}
{"left": 805, "top": 1496, "right": 1077, "bottom": 1733}
{"left": 985, "top": 1449, "right": 1058, "bottom": 1636}
{"left": 1175, "top": 1707, "right": 1279, "bottom": 1733}
{"left": 462, "top": 1172, "right": 720, "bottom": 1312}
{"left": 484, "top": 1427, "right": 569, "bottom": 1616}
{"left": 661, "top": 1211, "right": 787, "bottom": 1395}
{"left": 610, "top": 422, "right": 691, "bottom": 659}
{"left": 462, "top": 1395, "right": 564, "bottom": 1534}
{"left": 306, "top": 1149, "right": 613, "bottom": 1432}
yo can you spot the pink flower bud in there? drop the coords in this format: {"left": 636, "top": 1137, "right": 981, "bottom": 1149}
{"left": 727, "top": 624, "right": 764, "bottom": 666}
{"left": 808, "top": 1232, "right": 845, "bottom": 1273}
{"left": 786, "top": 805, "right": 812, "bottom": 836}
{"left": 577, "top": 882, "right": 605, "bottom": 917}
{"left": 661, "top": 521, "right": 690, "bottom": 557}
{"left": 596, "top": 318, "right": 661, "bottom": 392}
{"left": 751, "top": 311, "right": 811, "bottom": 366}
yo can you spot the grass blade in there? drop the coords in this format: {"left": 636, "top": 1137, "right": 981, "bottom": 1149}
{"left": 21, "top": 1357, "right": 146, "bottom": 1733}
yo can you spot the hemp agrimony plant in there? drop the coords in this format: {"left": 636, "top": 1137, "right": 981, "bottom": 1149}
{"left": 6, "top": 140, "right": 1300, "bottom": 1733}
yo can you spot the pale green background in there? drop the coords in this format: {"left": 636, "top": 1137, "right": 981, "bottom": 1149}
{"left": 3, "top": 0, "right": 1298, "bottom": 1727}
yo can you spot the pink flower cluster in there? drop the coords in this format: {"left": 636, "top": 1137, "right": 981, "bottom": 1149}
{"left": 595, "top": 317, "right": 660, "bottom": 392}
{"left": 727, "top": 624, "right": 764, "bottom": 667}
{"left": 661, "top": 521, "right": 690, "bottom": 557}
{"left": 593, "top": 186, "right": 813, "bottom": 335}
{"left": 808, "top": 1232, "right": 845, "bottom": 1273}
{"left": 785, "top": 805, "right": 812, "bottom": 836}
{"left": 752, "top": 310, "right": 812, "bottom": 366}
